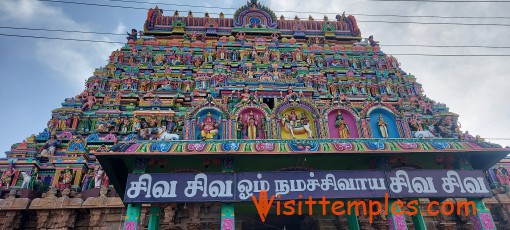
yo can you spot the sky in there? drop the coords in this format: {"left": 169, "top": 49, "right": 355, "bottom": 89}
{"left": 0, "top": 0, "right": 509, "bottom": 155}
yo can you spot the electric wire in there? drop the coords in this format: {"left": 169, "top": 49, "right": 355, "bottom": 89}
{"left": 38, "top": 0, "right": 510, "bottom": 25}
{"left": 2, "top": 26, "right": 510, "bottom": 49}
{"left": 2, "top": 33, "right": 510, "bottom": 57}
{"left": 100, "top": 0, "right": 510, "bottom": 20}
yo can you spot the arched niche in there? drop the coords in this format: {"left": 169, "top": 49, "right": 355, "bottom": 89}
{"left": 327, "top": 109, "right": 359, "bottom": 138}
{"left": 235, "top": 107, "right": 268, "bottom": 140}
{"left": 369, "top": 108, "right": 400, "bottom": 138}
{"left": 279, "top": 107, "right": 315, "bottom": 139}
{"left": 194, "top": 108, "right": 224, "bottom": 140}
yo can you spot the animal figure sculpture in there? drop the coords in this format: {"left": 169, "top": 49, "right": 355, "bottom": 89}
{"left": 20, "top": 171, "right": 32, "bottom": 189}
{"left": 155, "top": 127, "right": 180, "bottom": 140}
{"left": 280, "top": 117, "right": 313, "bottom": 139}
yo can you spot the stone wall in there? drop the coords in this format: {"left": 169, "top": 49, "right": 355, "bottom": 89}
{"left": 1, "top": 188, "right": 509, "bottom": 230}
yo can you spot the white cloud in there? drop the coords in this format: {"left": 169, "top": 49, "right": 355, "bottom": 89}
{"left": 0, "top": 0, "right": 123, "bottom": 93}
{"left": 267, "top": 0, "right": 510, "bottom": 147}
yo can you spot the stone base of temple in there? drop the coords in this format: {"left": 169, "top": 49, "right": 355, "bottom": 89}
{"left": 0, "top": 188, "right": 509, "bottom": 229}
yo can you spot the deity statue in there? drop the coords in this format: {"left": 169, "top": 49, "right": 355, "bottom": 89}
{"left": 239, "top": 87, "right": 252, "bottom": 104}
{"left": 377, "top": 115, "right": 389, "bottom": 138}
{"left": 126, "top": 29, "right": 138, "bottom": 41}
{"left": 0, "top": 165, "right": 15, "bottom": 189}
{"left": 29, "top": 168, "right": 39, "bottom": 189}
{"left": 198, "top": 112, "right": 220, "bottom": 140}
{"left": 334, "top": 111, "right": 350, "bottom": 138}
{"left": 368, "top": 35, "right": 379, "bottom": 46}
{"left": 280, "top": 109, "right": 313, "bottom": 139}
{"left": 81, "top": 91, "right": 97, "bottom": 111}
{"left": 496, "top": 167, "right": 510, "bottom": 188}
{"left": 40, "top": 135, "right": 61, "bottom": 157}
{"left": 81, "top": 169, "right": 94, "bottom": 192}
{"left": 94, "top": 166, "right": 105, "bottom": 188}
{"left": 236, "top": 115, "right": 244, "bottom": 139}
{"left": 57, "top": 167, "right": 74, "bottom": 190}
{"left": 245, "top": 111, "right": 258, "bottom": 139}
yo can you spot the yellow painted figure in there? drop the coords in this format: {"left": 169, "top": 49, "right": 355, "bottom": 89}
{"left": 335, "top": 111, "right": 350, "bottom": 138}
{"left": 378, "top": 115, "right": 389, "bottom": 138}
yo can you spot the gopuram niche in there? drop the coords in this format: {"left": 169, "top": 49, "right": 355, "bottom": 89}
{"left": 0, "top": 1, "right": 509, "bottom": 230}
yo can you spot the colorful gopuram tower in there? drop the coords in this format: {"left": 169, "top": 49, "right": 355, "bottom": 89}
{"left": 1, "top": 1, "right": 509, "bottom": 229}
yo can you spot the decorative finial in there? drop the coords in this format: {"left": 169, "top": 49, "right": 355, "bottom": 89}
{"left": 219, "top": 12, "right": 225, "bottom": 18}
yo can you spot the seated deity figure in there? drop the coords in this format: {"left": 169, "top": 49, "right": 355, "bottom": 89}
{"left": 41, "top": 135, "right": 61, "bottom": 157}
{"left": 0, "top": 165, "right": 15, "bottom": 189}
{"left": 335, "top": 111, "right": 350, "bottom": 138}
{"left": 378, "top": 115, "right": 389, "bottom": 138}
{"left": 58, "top": 167, "right": 74, "bottom": 190}
{"left": 198, "top": 112, "right": 220, "bottom": 140}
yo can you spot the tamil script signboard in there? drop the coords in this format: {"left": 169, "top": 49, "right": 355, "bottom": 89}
{"left": 124, "top": 170, "right": 492, "bottom": 203}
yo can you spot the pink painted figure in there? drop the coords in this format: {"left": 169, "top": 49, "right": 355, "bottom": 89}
{"left": 198, "top": 112, "right": 220, "bottom": 140}
{"left": 81, "top": 91, "right": 97, "bottom": 110}
{"left": 0, "top": 165, "right": 15, "bottom": 189}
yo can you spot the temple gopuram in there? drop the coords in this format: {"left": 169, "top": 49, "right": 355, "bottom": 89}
{"left": 1, "top": 1, "right": 509, "bottom": 229}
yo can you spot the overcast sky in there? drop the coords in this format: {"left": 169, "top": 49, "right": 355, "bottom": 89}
{"left": 1, "top": 0, "right": 509, "bottom": 155}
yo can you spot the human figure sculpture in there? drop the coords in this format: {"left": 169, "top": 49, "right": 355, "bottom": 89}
{"left": 58, "top": 167, "right": 74, "bottom": 190}
{"left": 236, "top": 115, "right": 244, "bottom": 139}
{"left": 238, "top": 87, "right": 252, "bottom": 104}
{"left": 198, "top": 112, "right": 220, "bottom": 140}
{"left": 280, "top": 109, "right": 313, "bottom": 139}
{"left": 94, "top": 166, "right": 105, "bottom": 188}
{"left": 378, "top": 115, "right": 389, "bottom": 138}
{"left": 496, "top": 168, "right": 510, "bottom": 188}
{"left": 245, "top": 111, "right": 258, "bottom": 139}
{"left": 41, "top": 135, "right": 61, "bottom": 157}
{"left": 0, "top": 165, "right": 15, "bottom": 189}
{"left": 81, "top": 169, "right": 94, "bottom": 192}
{"left": 21, "top": 171, "right": 32, "bottom": 189}
{"left": 368, "top": 35, "right": 379, "bottom": 46}
{"left": 28, "top": 168, "right": 39, "bottom": 189}
{"left": 81, "top": 91, "right": 97, "bottom": 110}
{"left": 335, "top": 111, "right": 350, "bottom": 138}
{"left": 126, "top": 29, "right": 138, "bottom": 41}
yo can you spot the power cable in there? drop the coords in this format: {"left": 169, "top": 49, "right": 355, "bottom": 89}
{"left": 3, "top": 27, "right": 510, "bottom": 49}
{"left": 0, "top": 26, "right": 125, "bottom": 36}
{"left": 0, "top": 33, "right": 124, "bottom": 44}
{"left": 366, "top": 0, "right": 510, "bottom": 2}
{"left": 2, "top": 33, "right": 510, "bottom": 57}
{"left": 100, "top": 0, "right": 510, "bottom": 20}
{"left": 39, "top": 0, "right": 510, "bottom": 25}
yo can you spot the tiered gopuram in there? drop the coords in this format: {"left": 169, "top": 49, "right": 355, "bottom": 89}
{"left": 1, "top": 1, "right": 509, "bottom": 229}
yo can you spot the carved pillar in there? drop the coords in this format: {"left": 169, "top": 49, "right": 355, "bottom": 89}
{"left": 470, "top": 200, "right": 496, "bottom": 230}
{"left": 387, "top": 200, "right": 408, "bottom": 230}
{"left": 221, "top": 157, "right": 235, "bottom": 230}
{"left": 148, "top": 206, "right": 161, "bottom": 230}
{"left": 376, "top": 157, "right": 408, "bottom": 230}
{"left": 123, "top": 158, "right": 146, "bottom": 230}
{"left": 346, "top": 201, "right": 361, "bottom": 230}
{"left": 409, "top": 199, "right": 426, "bottom": 230}
{"left": 124, "top": 204, "right": 143, "bottom": 230}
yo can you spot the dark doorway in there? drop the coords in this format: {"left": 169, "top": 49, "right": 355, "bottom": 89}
{"left": 241, "top": 214, "right": 318, "bottom": 230}
{"left": 263, "top": 98, "right": 275, "bottom": 110}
